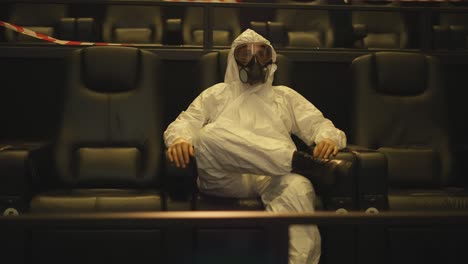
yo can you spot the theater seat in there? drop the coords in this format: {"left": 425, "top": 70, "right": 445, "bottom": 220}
{"left": 188, "top": 50, "right": 294, "bottom": 210}
{"left": 102, "top": 5, "right": 163, "bottom": 44}
{"left": 273, "top": 0, "right": 335, "bottom": 48}
{"left": 182, "top": 7, "right": 241, "bottom": 46}
{"left": 351, "top": 1, "right": 408, "bottom": 49}
{"left": 184, "top": 49, "right": 359, "bottom": 264}
{"left": 433, "top": 3, "right": 468, "bottom": 50}
{"left": 351, "top": 52, "right": 468, "bottom": 211}
{"left": 189, "top": 49, "right": 357, "bottom": 211}
{"left": 29, "top": 47, "right": 165, "bottom": 212}
{"left": 5, "top": 3, "right": 68, "bottom": 43}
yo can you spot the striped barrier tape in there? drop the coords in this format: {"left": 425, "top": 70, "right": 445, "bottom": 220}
{"left": 0, "top": 20, "right": 131, "bottom": 46}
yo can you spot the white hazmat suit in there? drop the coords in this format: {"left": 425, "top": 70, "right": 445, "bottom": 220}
{"left": 164, "top": 29, "right": 347, "bottom": 264}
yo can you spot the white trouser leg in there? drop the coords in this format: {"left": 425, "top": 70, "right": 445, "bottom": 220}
{"left": 193, "top": 125, "right": 320, "bottom": 264}
{"left": 256, "top": 174, "right": 321, "bottom": 264}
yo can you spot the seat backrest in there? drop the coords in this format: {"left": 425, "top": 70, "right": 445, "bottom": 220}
{"left": 6, "top": 3, "right": 67, "bottom": 42}
{"left": 351, "top": 52, "right": 453, "bottom": 188}
{"left": 199, "top": 49, "right": 293, "bottom": 91}
{"left": 102, "top": 5, "right": 163, "bottom": 44}
{"left": 438, "top": 3, "right": 468, "bottom": 49}
{"left": 54, "top": 46, "right": 163, "bottom": 188}
{"left": 275, "top": 0, "right": 334, "bottom": 48}
{"left": 351, "top": 1, "right": 408, "bottom": 48}
{"left": 183, "top": 7, "right": 241, "bottom": 46}
{"left": 439, "top": 13, "right": 468, "bottom": 27}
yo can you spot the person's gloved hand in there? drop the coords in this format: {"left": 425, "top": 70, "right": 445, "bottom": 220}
{"left": 313, "top": 138, "right": 339, "bottom": 159}
{"left": 167, "top": 138, "right": 194, "bottom": 168}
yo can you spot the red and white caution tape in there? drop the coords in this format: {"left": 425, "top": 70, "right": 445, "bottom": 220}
{"left": 0, "top": 21, "right": 131, "bottom": 46}
{"left": 0, "top": 0, "right": 241, "bottom": 45}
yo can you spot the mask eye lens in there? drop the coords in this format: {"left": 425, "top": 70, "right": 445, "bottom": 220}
{"left": 235, "top": 43, "right": 272, "bottom": 66}
{"left": 255, "top": 45, "right": 272, "bottom": 65}
{"left": 234, "top": 44, "right": 252, "bottom": 65}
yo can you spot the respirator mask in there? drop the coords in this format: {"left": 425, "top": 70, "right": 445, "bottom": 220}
{"left": 234, "top": 43, "right": 273, "bottom": 85}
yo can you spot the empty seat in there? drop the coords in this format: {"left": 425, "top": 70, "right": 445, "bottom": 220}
{"left": 5, "top": 3, "right": 68, "bottom": 43}
{"left": 182, "top": 7, "right": 241, "bottom": 46}
{"left": 102, "top": 5, "right": 163, "bottom": 44}
{"left": 434, "top": 3, "right": 468, "bottom": 50}
{"left": 273, "top": 0, "right": 335, "bottom": 48}
{"left": 351, "top": 51, "right": 468, "bottom": 211}
{"left": 351, "top": 51, "right": 468, "bottom": 264}
{"left": 29, "top": 46, "right": 165, "bottom": 212}
{"left": 351, "top": 1, "right": 408, "bottom": 49}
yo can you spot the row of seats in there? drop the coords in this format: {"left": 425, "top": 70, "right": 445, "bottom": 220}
{"left": 0, "top": 45, "right": 466, "bottom": 215}
{"left": 1, "top": 2, "right": 467, "bottom": 49}
{"left": 0, "top": 45, "right": 466, "bottom": 264}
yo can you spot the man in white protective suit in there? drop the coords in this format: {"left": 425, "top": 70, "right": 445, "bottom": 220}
{"left": 164, "top": 29, "right": 352, "bottom": 264}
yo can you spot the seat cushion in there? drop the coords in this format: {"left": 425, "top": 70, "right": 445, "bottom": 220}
{"left": 365, "top": 33, "right": 399, "bottom": 49}
{"left": 114, "top": 28, "right": 152, "bottom": 43}
{"left": 389, "top": 188, "right": 468, "bottom": 211}
{"left": 379, "top": 147, "right": 439, "bottom": 187}
{"left": 30, "top": 189, "right": 163, "bottom": 213}
{"left": 75, "top": 147, "right": 142, "bottom": 186}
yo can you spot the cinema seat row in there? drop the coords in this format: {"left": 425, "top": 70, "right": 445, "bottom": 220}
{"left": 2, "top": 1, "right": 468, "bottom": 49}
{"left": 0, "top": 41, "right": 467, "bottom": 264}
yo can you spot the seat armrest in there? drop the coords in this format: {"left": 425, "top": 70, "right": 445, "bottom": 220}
{"left": 348, "top": 145, "right": 388, "bottom": 212}
{"left": 326, "top": 149, "right": 357, "bottom": 212}
{"left": 325, "top": 26, "right": 335, "bottom": 48}
{"left": 58, "top": 17, "right": 76, "bottom": 41}
{"left": 352, "top": 24, "right": 368, "bottom": 39}
{"left": 450, "top": 25, "right": 468, "bottom": 49}
{"left": 302, "top": 146, "right": 357, "bottom": 212}
{"left": 433, "top": 25, "right": 450, "bottom": 49}
{"left": 267, "top": 21, "right": 285, "bottom": 47}
{"left": 0, "top": 142, "right": 48, "bottom": 215}
{"left": 76, "top": 17, "right": 96, "bottom": 42}
{"left": 27, "top": 142, "right": 55, "bottom": 193}
{"left": 164, "top": 155, "right": 197, "bottom": 203}
{"left": 165, "top": 18, "right": 183, "bottom": 45}
{"left": 352, "top": 24, "right": 368, "bottom": 48}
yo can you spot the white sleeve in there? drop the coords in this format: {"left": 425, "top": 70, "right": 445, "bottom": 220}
{"left": 288, "top": 88, "right": 347, "bottom": 149}
{"left": 163, "top": 92, "right": 208, "bottom": 147}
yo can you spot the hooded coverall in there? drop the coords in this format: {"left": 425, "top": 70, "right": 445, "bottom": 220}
{"left": 164, "top": 29, "right": 347, "bottom": 264}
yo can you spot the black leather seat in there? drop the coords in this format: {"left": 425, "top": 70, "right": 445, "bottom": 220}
{"left": 273, "top": 0, "right": 335, "bottom": 48}
{"left": 351, "top": 1, "right": 408, "bottom": 49}
{"left": 191, "top": 49, "right": 357, "bottom": 214}
{"left": 189, "top": 49, "right": 359, "bottom": 264}
{"left": 5, "top": 3, "right": 68, "bottom": 43}
{"left": 102, "top": 5, "right": 163, "bottom": 44}
{"left": 29, "top": 46, "right": 165, "bottom": 212}
{"left": 182, "top": 7, "right": 241, "bottom": 46}
{"left": 191, "top": 50, "right": 294, "bottom": 210}
{"left": 351, "top": 51, "right": 468, "bottom": 211}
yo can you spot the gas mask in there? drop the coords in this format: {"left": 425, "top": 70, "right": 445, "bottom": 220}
{"left": 234, "top": 43, "right": 273, "bottom": 85}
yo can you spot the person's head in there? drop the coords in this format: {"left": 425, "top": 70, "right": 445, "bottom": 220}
{"left": 225, "top": 29, "right": 277, "bottom": 87}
